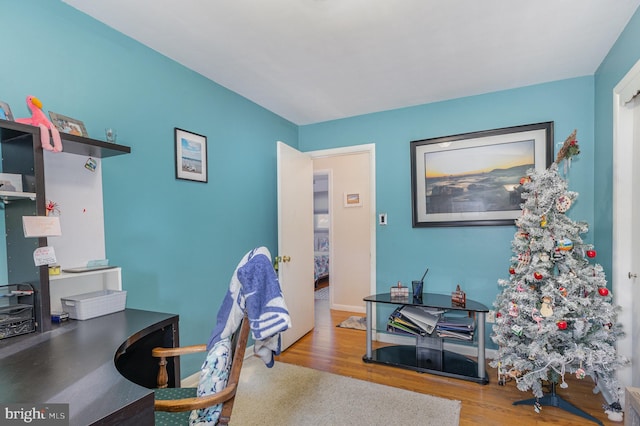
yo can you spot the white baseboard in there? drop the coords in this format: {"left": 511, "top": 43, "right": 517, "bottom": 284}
{"left": 180, "top": 344, "right": 256, "bottom": 388}
{"left": 331, "top": 303, "right": 365, "bottom": 314}
{"left": 181, "top": 372, "right": 199, "bottom": 388}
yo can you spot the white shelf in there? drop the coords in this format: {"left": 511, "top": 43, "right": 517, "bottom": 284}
{"left": 49, "top": 267, "right": 122, "bottom": 313}
{"left": 49, "top": 267, "right": 121, "bottom": 281}
{"left": 0, "top": 191, "right": 36, "bottom": 202}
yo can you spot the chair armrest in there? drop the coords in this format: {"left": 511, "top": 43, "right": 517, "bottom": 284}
{"left": 155, "top": 383, "right": 237, "bottom": 412}
{"left": 152, "top": 344, "right": 207, "bottom": 388}
{"left": 152, "top": 344, "right": 207, "bottom": 358}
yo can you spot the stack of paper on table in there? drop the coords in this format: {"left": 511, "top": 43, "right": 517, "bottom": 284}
{"left": 436, "top": 315, "right": 475, "bottom": 340}
{"left": 400, "top": 306, "right": 440, "bottom": 334}
{"left": 387, "top": 306, "right": 441, "bottom": 336}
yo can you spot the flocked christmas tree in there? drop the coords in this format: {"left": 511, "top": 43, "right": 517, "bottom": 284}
{"left": 490, "top": 130, "right": 628, "bottom": 424}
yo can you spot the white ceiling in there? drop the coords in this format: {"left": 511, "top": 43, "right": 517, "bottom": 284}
{"left": 63, "top": 0, "right": 639, "bottom": 125}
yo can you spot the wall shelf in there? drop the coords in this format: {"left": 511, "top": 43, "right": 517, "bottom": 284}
{"left": 55, "top": 131, "right": 130, "bottom": 158}
{"left": 0, "top": 191, "right": 36, "bottom": 202}
{"left": 49, "top": 267, "right": 121, "bottom": 281}
{"left": 1, "top": 118, "right": 130, "bottom": 337}
{"left": 0, "top": 119, "right": 130, "bottom": 158}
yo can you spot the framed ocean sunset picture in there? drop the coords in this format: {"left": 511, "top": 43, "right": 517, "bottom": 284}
{"left": 411, "top": 122, "right": 553, "bottom": 227}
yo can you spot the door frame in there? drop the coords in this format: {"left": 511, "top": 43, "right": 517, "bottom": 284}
{"left": 612, "top": 58, "right": 640, "bottom": 389}
{"left": 307, "top": 143, "right": 377, "bottom": 313}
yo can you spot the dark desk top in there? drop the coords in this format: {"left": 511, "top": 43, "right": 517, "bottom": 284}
{"left": 364, "top": 292, "right": 489, "bottom": 312}
{"left": 0, "top": 309, "right": 178, "bottom": 425}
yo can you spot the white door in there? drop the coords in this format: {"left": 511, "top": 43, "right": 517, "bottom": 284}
{"left": 631, "top": 95, "right": 640, "bottom": 386}
{"left": 613, "top": 59, "right": 640, "bottom": 389}
{"left": 277, "top": 141, "right": 315, "bottom": 350}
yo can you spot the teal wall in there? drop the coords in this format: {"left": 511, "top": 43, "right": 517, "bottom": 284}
{"left": 593, "top": 6, "right": 640, "bottom": 278}
{"left": 0, "top": 1, "right": 297, "bottom": 375}
{"left": 300, "top": 77, "right": 595, "bottom": 320}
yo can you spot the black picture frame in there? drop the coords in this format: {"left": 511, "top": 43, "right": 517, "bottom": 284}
{"left": 411, "top": 122, "right": 553, "bottom": 227}
{"left": 175, "top": 128, "right": 208, "bottom": 183}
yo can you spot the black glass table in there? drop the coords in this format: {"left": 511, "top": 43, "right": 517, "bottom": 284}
{"left": 363, "top": 292, "right": 489, "bottom": 384}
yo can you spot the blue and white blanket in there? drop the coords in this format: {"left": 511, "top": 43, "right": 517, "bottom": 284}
{"left": 206, "top": 247, "right": 291, "bottom": 367}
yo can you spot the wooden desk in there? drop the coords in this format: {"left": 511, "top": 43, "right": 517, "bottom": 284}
{"left": 363, "top": 292, "right": 489, "bottom": 384}
{"left": 0, "top": 309, "right": 179, "bottom": 425}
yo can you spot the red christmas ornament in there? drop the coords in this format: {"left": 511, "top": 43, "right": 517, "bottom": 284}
{"left": 557, "top": 321, "right": 568, "bottom": 330}
{"left": 598, "top": 287, "right": 609, "bottom": 296}
{"left": 586, "top": 250, "right": 597, "bottom": 258}
{"left": 509, "top": 267, "right": 516, "bottom": 275}
{"left": 533, "top": 272, "right": 543, "bottom": 280}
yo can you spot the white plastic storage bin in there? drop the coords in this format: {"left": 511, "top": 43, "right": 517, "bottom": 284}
{"left": 61, "top": 290, "right": 127, "bottom": 320}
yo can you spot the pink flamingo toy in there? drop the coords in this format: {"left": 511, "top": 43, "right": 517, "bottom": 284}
{"left": 15, "top": 95, "right": 63, "bottom": 152}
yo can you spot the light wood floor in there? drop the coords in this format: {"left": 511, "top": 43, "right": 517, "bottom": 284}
{"left": 275, "top": 296, "right": 619, "bottom": 425}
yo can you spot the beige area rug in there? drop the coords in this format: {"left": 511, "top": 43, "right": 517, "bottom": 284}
{"left": 336, "top": 315, "right": 367, "bottom": 330}
{"left": 231, "top": 356, "right": 461, "bottom": 425}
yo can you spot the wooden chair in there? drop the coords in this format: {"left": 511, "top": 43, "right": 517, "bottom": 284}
{"left": 152, "top": 314, "right": 250, "bottom": 425}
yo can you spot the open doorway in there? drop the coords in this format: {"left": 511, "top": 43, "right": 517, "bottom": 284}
{"left": 309, "top": 144, "right": 376, "bottom": 328}
{"left": 313, "top": 172, "right": 331, "bottom": 312}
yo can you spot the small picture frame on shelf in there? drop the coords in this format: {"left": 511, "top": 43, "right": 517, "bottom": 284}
{"left": 0, "top": 173, "right": 23, "bottom": 192}
{"left": 0, "top": 100, "right": 14, "bottom": 121}
{"left": 48, "top": 111, "right": 89, "bottom": 137}
{"left": 390, "top": 282, "right": 409, "bottom": 301}
{"left": 451, "top": 284, "right": 466, "bottom": 307}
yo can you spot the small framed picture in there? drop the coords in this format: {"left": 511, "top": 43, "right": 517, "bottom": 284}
{"left": 0, "top": 100, "right": 14, "bottom": 121}
{"left": 175, "top": 128, "right": 208, "bottom": 183}
{"left": 344, "top": 192, "right": 362, "bottom": 207}
{"left": 0, "top": 173, "right": 23, "bottom": 192}
{"left": 48, "top": 111, "right": 89, "bottom": 137}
